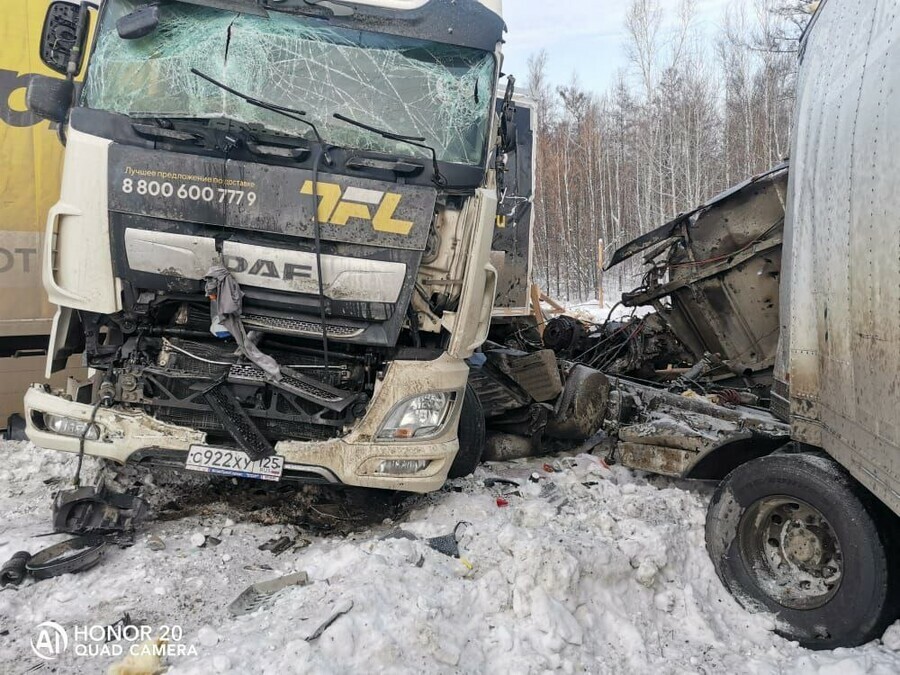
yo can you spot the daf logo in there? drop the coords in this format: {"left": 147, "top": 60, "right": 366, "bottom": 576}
{"left": 223, "top": 255, "right": 313, "bottom": 282}
{"left": 300, "top": 181, "right": 415, "bottom": 235}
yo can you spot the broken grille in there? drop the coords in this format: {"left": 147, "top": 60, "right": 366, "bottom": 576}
{"left": 228, "top": 364, "right": 344, "bottom": 404}
{"left": 241, "top": 314, "right": 364, "bottom": 339}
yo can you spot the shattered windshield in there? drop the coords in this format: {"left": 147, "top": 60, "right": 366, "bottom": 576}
{"left": 84, "top": 1, "right": 496, "bottom": 166}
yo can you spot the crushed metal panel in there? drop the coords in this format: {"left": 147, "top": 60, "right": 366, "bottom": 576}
{"left": 502, "top": 350, "right": 561, "bottom": 403}
{"left": 609, "top": 377, "right": 790, "bottom": 478}
{"left": 612, "top": 164, "right": 788, "bottom": 385}
{"left": 606, "top": 162, "right": 789, "bottom": 270}
{"left": 618, "top": 442, "right": 693, "bottom": 478}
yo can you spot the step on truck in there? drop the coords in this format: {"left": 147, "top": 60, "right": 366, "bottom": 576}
{"left": 23, "top": 0, "right": 528, "bottom": 493}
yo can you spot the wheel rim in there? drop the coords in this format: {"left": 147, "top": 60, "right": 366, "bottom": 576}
{"left": 738, "top": 496, "right": 844, "bottom": 610}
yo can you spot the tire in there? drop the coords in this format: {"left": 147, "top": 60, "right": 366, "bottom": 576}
{"left": 706, "top": 453, "right": 900, "bottom": 649}
{"left": 447, "top": 385, "right": 485, "bottom": 479}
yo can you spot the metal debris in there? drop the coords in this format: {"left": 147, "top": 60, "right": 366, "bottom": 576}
{"left": 52, "top": 485, "right": 147, "bottom": 540}
{"left": 305, "top": 599, "right": 354, "bottom": 642}
{"left": 228, "top": 571, "right": 310, "bottom": 616}
{"left": 258, "top": 536, "right": 294, "bottom": 555}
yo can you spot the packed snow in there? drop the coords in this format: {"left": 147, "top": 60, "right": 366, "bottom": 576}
{"left": 0, "top": 441, "right": 898, "bottom": 674}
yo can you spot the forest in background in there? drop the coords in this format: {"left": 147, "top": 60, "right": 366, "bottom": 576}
{"left": 525, "top": 0, "right": 811, "bottom": 302}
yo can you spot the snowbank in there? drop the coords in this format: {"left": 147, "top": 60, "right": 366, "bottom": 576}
{"left": 0, "top": 443, "right": 897, "bottom": 674}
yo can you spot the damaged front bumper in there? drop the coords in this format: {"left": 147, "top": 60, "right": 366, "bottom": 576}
{"left": 24, "top": 355, "right": 469, "bottom": 494}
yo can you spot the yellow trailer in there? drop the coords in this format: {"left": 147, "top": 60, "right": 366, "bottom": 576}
{"left": 0, "top": 0, "right": 82, "bottom": 426}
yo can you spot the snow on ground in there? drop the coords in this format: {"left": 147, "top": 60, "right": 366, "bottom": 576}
{"left": 563, "top": 301, "right": 656, "bottom": 325}
{"left": 1, "top": 442, "right": 899, "bottom": 674}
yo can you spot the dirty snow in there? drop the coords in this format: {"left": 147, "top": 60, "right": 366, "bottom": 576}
{"left": 559, "top": 300, "right": 656, "bottom": 325}
{"left": 0, "top": 442, "right": 898, "bottom": 674}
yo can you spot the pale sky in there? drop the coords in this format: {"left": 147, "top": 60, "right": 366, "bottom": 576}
{"left": 501, "top": 0, "right": 734, "bottom": 93}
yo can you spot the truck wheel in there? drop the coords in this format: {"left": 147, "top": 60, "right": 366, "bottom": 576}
{"left": 706, "top": 453, "right": 899, "bottom": 649}
{"left": 448, "top": 385, "right": 485, "bottom": 479}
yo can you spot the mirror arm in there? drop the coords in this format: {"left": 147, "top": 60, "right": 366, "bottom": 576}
{"left": 67, "top": 2, "right": 93, "bottom": 80}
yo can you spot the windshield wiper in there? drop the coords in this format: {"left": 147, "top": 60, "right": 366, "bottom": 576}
{"left": 191, "top": 69, "right": 334, "bottom": 371}
{"left": 190, "top": 68, "right": 330, "bottom": 161}
{"left": 333, "top": 113, "right": 446, "bottom": 186}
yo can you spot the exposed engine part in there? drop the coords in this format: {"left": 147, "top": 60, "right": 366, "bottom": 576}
{"left": 483, "top": 432, "right": 541, "bottom": 462}
{"left": 541, "top": 313, "right": 692, "bottom": 380}
{"left": 485, "top": 349, "right": 562, "bottom": 403}
{"left": 113, "top": 336, "right": 373, "bottom": 446}
{"left": 545, "top": 365, "right": 611, "bottom": 440}
{"left": 542, "top": 315, "right": 587, "bottom": 355}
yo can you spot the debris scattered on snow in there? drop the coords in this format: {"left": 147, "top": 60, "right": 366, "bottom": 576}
{"left": 305, "top": 599, "right": 354, "bottom": 642}
{"left": 228, "top": 571, "right": 310, "bottom": 616}
{"left": 258, "top": 536, "right": 293, "bottom": 555}
{"left": 0, "top": 442, "right": 898, "bottom": 674}
{"left": 0, "top": 550, "right": 30, "bottom": 586}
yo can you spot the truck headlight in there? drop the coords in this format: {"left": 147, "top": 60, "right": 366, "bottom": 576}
{"left": 43, "top": 413, "right": 102, "bottom": 441}
{"left": 376, "top": 392, "right": 454, "bottom": 441}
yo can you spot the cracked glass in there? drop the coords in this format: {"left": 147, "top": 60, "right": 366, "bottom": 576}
{"left": 84, "top": 0, "right": 496, "bottom": 166}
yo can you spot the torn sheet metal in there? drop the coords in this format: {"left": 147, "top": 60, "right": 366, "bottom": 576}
{"left": 607, "top": 164, "right": 789, "bottom": 390}
{"left": 605, "top": 377, "right": 791, "bottom": 478}
{"left": 229, "top": 571, "right": 310, "bottom": 616}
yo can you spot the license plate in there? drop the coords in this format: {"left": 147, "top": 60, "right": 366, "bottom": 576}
{"left": 185, "top": 445, "right": 284, "bottom": 482}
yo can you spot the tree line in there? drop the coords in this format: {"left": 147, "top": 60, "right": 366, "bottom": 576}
{"left": 526, "top": 0, "right": 809, "bottom": 303}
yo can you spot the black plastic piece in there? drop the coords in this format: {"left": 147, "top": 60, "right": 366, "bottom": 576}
{"left": 0, "top": 551, "right": 31, "bottom": 586}
{"left": 39, "top": 1, "right": 82, "bottom": 75}
{"left": 203, "top": 382, "right": 275, "bottom": 461}
{"left": 116, "top": 5, "right": 160, "bottom": 40}
{"left": 26, "top": 535, "right": 107, "bottom": 580}
{"left": 53, "top": 485, "right": 148, "bottom": 536}
{"left": 26, "top": 75, "right": 74, "bottom": 124}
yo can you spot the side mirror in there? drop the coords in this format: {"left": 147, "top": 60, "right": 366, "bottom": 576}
{"left": 117, "top": 5, "right": 160, "bottom": 40}
{"left": 26, "top": 75, "right": 75, "bottom": 124}
{"left": 498, "top": 75, "right": 518, "bottom": 154}
{"left": 39, "top": 1, "right": 87, "bottom": 76}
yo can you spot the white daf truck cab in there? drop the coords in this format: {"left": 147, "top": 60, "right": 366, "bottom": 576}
{"left": 22, "top": 0, "right": 531, "bottom": 494}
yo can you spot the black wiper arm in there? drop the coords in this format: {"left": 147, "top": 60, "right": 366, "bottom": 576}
{"left": 333, "top": 112, "right": 446, "bottom": 186}
{"left": 191, "top": 68, "right": 330, "bottom": 160}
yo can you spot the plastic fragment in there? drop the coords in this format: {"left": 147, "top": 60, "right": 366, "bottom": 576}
{"left": 306, "top": 599, "right": 354, "bottom": 642}
{"left": 228, "top": 571, "right": 310, "bottom": 616}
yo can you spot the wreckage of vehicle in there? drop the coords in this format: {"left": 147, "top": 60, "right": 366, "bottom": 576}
{"left": 24, "top": 0, "right": 518, "bottom": 494}
{"left": 472, "top": 162, "right": 793, "bottom": 479}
